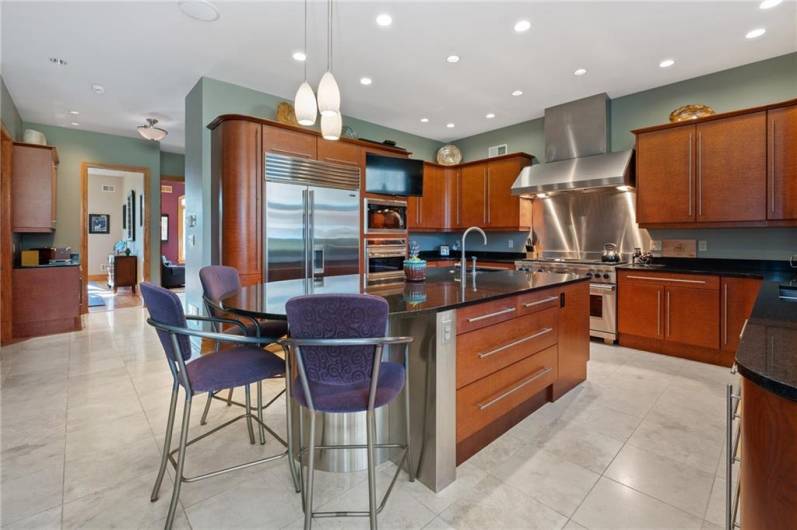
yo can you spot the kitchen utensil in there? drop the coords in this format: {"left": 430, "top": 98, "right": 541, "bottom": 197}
{"left": 601, "top": 242, "right": 620, "bottom": 263}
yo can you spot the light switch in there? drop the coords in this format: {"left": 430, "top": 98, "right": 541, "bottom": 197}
{"left": 698, "top": 240, "right": 708, "bottom": 252}
{"left": 508, "top": 239, "right": 514, "bottom": 249}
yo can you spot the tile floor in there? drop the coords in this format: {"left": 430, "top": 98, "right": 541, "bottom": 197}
{"left": 1, "top": 306, "right": 736, "bottom": 529}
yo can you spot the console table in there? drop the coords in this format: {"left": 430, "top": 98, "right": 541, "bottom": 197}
{"left": 108, "top": 254, "right": 138, "bottom": 293}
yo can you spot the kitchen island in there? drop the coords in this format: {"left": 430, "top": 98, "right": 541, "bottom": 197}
{"left": 222, "top": 268, "right": 589, "bottom": 492}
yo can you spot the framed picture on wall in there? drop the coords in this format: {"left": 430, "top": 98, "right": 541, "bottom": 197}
{"left": 160, "top": 214, "right": 169, "bottom": 242}
{"left": 127, "top": 190, "right": 136, "bottom": 241}
{"left": 89, "top": 214, "right": 110, "bottom": 234}
{"left": 140, "top": 195, "right": 144, "bottom": 227}
{"left": 122, "top": 205, "right": 127, "bottom": 229}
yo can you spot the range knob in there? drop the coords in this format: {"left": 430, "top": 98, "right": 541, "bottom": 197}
{"left": 603, "top": 273, "right": 610, "bottom": 280}
{"left": 586, "top": 272, "right": 593, "bottom": 278}
{"left": 537, "top": 268, "right": 544, "bottom": 273}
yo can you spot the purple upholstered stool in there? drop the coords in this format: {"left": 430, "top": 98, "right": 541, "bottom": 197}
{"left": 282, "top": 293, "right": 414, "bottom": 530}
{"left": 198, "top": 265, "right": 289, "bottom": 440}
{"left": 141, "top": 282, "right": 295, "bottom": 530}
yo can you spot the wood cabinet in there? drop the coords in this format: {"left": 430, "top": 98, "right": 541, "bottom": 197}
{"left": 721, "top": 277, "right": 761, "bottom": 353}
{"left": 459, "top": 163, "right": 488, "bottom": 227}
{"left": 108, "top": 254, "right": 138, "bottom": 293}
{"left": 664, "top": 284, "right": 719, "bottom": 349}
{"left": 553, "top": 280, "right": 590, "bottom": 399}
{"left": 409, "top": 163, "right": 447, "bottom": 230}
{"left": 486, "top": 157, "right": 533, "bottom": 230}
{"left": 262, "top": 125, "right": 316, "bottom": 159}
{"left": 634, "top": 98, "right": 797, "bottom": 228}
{"left": 768, "top": 105, "right": 797, "bottom": 220}
{"left": 618, "top": 279, "right": 664, "bottom": 339}
{"left": 11, "top": 143, "right": 58, "bottom": 232}
{"left": 317, "top": 138, "right": 361, "bottom": 168}
{"left": 12, "top": 266, "right": 81, "bottom": 337}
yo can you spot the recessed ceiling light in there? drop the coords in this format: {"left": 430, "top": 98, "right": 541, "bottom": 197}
{"left": 446, "top": 123, "right": 455, "bottom": 128}
{"left": 446, "top": 55, "right": 460, "bottom": 63}
{"left": 746, "top": 28, "right": 766, "bottom": 39}
{"left": 514, "top": 19, "right": 531, "bottom": 33}
{"left": 69, "top": 110, "right": 80, "bottom": 115}
{"left": 376, "top": 13, "right": 392, "bottom": 27}
{"left": 659, "top": 59, "right": 675, "bottom": 68}
{"left": 420, "top": 118, "right": 429, "bottom": 123}
{"left": 512, "top": 90, "right": 523, "bottom": 96}
{"left": 292, "top": 51, "right": 307, "bottom": 62}
{"left": 759, "top": 0, "right": 782, "bottom": 9}
{"left": 48, "top": 57, "right": 67, "bottom": 66}
{"left": 574, "top": 68, "right": 587, "bottom": 76}
{"left": 91, "top": 84, "right": 105, "bottom": 95}
{"left": 70, "top": 122, "right": 80, "bottom": 127}
{"left": 178, "top": 0, "right": 220, "bottom": 22}
{"left": 360, "top": 77, "right": 372, "bottom": 86}
{"left": 485, "top": 113, "right": 495, "bottom": 119}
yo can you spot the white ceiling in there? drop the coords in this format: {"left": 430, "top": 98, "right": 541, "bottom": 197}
{"left": 2, "top": 1, "right": 795, "bottom": 153}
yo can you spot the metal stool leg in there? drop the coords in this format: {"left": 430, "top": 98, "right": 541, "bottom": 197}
{"left": 151, "top": 383, "right": 179, "bottom": 502}
{"left": 285, "top": 381, "right": 301, "bottom": 493}
{"left": 303, "top": 411, "right": 317, "bottom": 530}
{"left": 226, "top": 388, "right": 234, "bottom": 406}
{"left": 366, "top": 409, "right": 379, "bottom": 530}
{"left": 199, "top": 391, "right": 214, "bottom": 426}
{"left": 257, "top": 381, "right": 266, "bottom": 445}
{"left": 298, "top": 407, "right": 307, "bottom": 511}
{"left": 166, "top": 394, "right": 192, "bottom": 529}
{"left": 244, "top": 385, "right": 255, "bottom": 445}
{"left": 404, "top": 382, "right": 414, "bottom": 482}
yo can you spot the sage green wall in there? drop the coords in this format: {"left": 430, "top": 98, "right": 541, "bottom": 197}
{"left": 160, "top": 151, "right": 185, "bottom": 177}
{"left": 1, "top": 75, "right": 22, "bottom": 140}
{"left": 21, "top": 122, "right": 164, "bottom": 282}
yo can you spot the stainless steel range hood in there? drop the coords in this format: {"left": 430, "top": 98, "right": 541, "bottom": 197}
{"left": 511, "top": 93, "right": 635, "bottom": 197}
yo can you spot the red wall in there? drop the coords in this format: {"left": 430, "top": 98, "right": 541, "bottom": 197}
{"left": 160, "top": 179, "right": 184, "bottom": 262}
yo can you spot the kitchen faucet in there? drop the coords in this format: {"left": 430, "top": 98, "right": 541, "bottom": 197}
{"left": 461, "top": 226, "right": 487, "bottom": 278}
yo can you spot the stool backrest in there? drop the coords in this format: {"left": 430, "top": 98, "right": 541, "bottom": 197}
{"left": 199, "top": 265, "right": 241, "bottom": 305}
{"left": 140, "top": 282, "right": 192, "bottom": 362}
{"left": 286, "top": 294, "right": 388, "bottom": 385}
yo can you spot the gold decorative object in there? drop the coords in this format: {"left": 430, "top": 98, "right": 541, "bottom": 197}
{"left": 669, "top": 104, "right": 716, "bottom": 123}
{"left": 436, "top": 144, "right": 462, "bottom": 166}
{"left": 275, "top": 101, "right": 299, "bottom": 126}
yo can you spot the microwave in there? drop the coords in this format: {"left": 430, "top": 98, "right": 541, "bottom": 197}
{"left": 365, "top": 238, "right": 407, "bottom": 283}
{"left": 364, "top": 198, "right": 408, "bottom": 235}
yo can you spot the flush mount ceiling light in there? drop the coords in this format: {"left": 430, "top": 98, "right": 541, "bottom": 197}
{"left": 659, "top": 58, "right": 675, "bottom": 68}
{"left": 294, "top": 0, "right": 317, "bottom": 126}
{"left": 292, "top": 51, "right": 307, "bottom": 62}
{"left": 48, "top": 57, "right": 67, "bottom": 66}
{"left": 420, "top": 118, "right": 429, "bottom": 123}
{"left": 321, "top": 112, "right": 342, "bottom": 140}
{"left": 746, "top": 28, "right": 766, "bottom": 39}
{"left": 137, "top": 118, "right": 168, "bottom": 142}
{"left": 317, "top": 0, "right": 341, "bottom": 118}
{"left": 446, "top": 123, "right": 455, "bottom": 128}
{"left": 360, "top": 77, "right": 372, "bottom": 86}
{"left": 446, "top": 55, "right": 460, "bottom": 63}
{"left": 574, "top": 68, "right": 587, "bottom": 76}
{"left": 178, "top": 0, "right": 220, "bottom": 22}
{"left": 485, "top": 113, "right": 496, "bottom": 119}
{"left": 375, "top": 13, "right": 392, "bottom": 27}
{"left": 514, "top": 19, "right": 531, "bottom": 33}
{"left": 512, "top": 90, "right": 523, "bottom": 96}
{"left": 759, "top": 0, "right": 782, "bottom": 8}
{"left": 91, "top": 83, "right": 105, "bottom": 94}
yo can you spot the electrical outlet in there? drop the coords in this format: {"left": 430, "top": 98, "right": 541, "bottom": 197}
{"left": 508, "top": 239, "right": 514, "bottom": 249}
{"left": 650, "top": 240, "right": 662, "bottom": 251}
{"left": 698, "top": 240, "right": 708, "bottom": 252}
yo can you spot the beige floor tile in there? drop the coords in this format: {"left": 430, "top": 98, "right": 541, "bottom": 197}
{"left": 531, "top": 422, "right": 624, "bottom": 474}
{"left": 0, "top": 464, "right": 63, "bottom": 526}
{"left": 1, "top": 436, "right": 65, "bottom": 482}
{"left": 703, "top": 477, "right": 728, "bottom": 527}
{"left": 558, "top": 401, "right": 643, "bottom": 442}
{"left": 563, "top": 520, "right": 588, "bottom": 530}
{"left": 400, "top": 459, "right": 487, "bottom": 515}
{"left": 1, "top": 505, "right": 61, "bottom": 530}
{"left": 604, "top": 444, "right": 715, "bottom": 518}
{"left": 626, "top": 414, "right": 723, "bottom": 474}
{"left": 420, "top": 517, "right": 456, "bottom": 530}
{"left": 465, "top": 430, "right": 527, "bottom": 472}
{"left": 572, "top": 478, "right": 703, "bottom": 530}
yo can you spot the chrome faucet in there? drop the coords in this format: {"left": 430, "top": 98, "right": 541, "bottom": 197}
{"left": 461, "top": 226, "right": 487, "bottom": 278}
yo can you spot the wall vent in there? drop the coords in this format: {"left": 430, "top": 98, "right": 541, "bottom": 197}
{"left": 488, "top": 144, "right": 508, "bottom": 158}
{"left": 101, "top": 184, "right": 116, "bottom": 192}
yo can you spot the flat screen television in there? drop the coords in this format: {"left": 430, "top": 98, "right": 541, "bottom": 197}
{"left": 365, "top": 153, "right": 423, "bottom": 196}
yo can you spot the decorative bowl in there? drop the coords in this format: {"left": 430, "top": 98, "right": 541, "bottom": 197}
{"left": 275, "top": 101, "right": 299, "bottom": 126}
{"left": 404, "top": 259, "right": 427, "bottom": 282}
{"left": 669, "top": 104, "right": 716, "bottom": 123}
{"left": 436, "top": 144, "right": 463, "bottom": 166}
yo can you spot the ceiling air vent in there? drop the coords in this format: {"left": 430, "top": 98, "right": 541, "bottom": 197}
{"left": 488, "top": 144, "right": 508, "bottom": 158}
{"left": 101, "top": 184, "right": 116, "bottom": 192}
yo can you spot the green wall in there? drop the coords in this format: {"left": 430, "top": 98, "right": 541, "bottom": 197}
{"left": 160, "top": 151, "right": 185, "bottom": 177}
{"left": 1, "top": 75, "right": 23, "bottom": 140}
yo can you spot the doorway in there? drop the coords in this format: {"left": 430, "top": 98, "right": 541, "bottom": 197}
{"left": 81, "top": 163, "right": 150, "bottom": 313}
{"left": 159, "top": 175, "right": 185, "bottom": 290}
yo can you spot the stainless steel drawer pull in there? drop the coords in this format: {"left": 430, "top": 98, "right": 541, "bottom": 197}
{"left": 625, "top": 275, "right": 707, "bottom": 285}
{"left": 467, "top": 306, "right": 516, "bottom": 323}
{"left": 478, "top": 367, "right": 553, "bottom": 410}
{"left": 478, "top": 328, "right": 553, "bottom": 359}
{"left": 523, "top": 296, "right": 559, "bottom": 308}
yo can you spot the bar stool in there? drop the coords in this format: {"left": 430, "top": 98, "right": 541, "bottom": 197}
{"left": 281, "top": 293, "right": 414, "bottom": 530}
{"left": 198, "top": 265, "right": 289, "bottom": 443}
{"left": 140, "top": 282, "right": 295, "bottom": 529}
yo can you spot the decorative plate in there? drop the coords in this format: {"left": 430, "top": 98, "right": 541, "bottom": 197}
{"left": 436, "top": 144, "right": 462, "bottom": 166}
{"left": 669, "top": 104, "right": 716, "bottom": 123}
{"left": 275, "top": 101, "right": 299, "bottom": 126}
{"left": 342, "top": 125, "right": 358, "bottom": 139}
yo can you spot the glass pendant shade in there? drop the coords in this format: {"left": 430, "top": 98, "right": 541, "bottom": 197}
{"left": 317, "top": 71, "right": 340, "bottom": 116}
{"left": 137, "top": 118, "right": 167, "bottom": 141}
{"left": 294, "top": 81, "right": 317, "bottom": 126}
{"left": 321, "top": 111, "right": 342, "bottom": 141}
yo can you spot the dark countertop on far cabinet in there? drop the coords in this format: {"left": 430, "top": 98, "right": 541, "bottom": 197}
{"left": 617, "top": 257, "right": 797, "bottom": 282}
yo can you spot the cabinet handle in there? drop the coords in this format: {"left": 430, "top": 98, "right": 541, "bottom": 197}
{"left": 688, "top": 133, "right": 693, "bottom": 217}
{"left": 467, "top": 306, "right": 516, "bottom": 323}
{"left": 722, "top": 283, "right": 728, "bottom": 346}
{"left": 665, "top": 290, "right": 671, "bottom": 337}
{"left": 523, "top": 296, "right": 559, "bottom": 308}
{"left": 657, "top": 290, "right": 661, "bottom": 337}
{"left": 740, "top": 318, "right": 749, "bottom": 340}
{"left": 478, "top": 367, "right": 553, "bottom": 410}
{"left": 626, "top": 275, "right": 707, "bottom": 285}
{"left": 483, "top": 169, "right": 489, "bottom": 224}
{"left": 770, "top": 120, "right": 776, "bottom": 214}
{"left": 478, "top": 328, "right": 553, "bottom": 359}
{"left": 697, "top": 132, "right": 703, "bottom": 217}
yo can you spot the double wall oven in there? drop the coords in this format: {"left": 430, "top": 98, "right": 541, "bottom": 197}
{"left": 364, "top": 198, "right": 409, "bottom": 283}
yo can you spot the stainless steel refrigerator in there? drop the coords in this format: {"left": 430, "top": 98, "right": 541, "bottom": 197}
{"left": 264, "top": 153, "right": 361, "bottom": 282}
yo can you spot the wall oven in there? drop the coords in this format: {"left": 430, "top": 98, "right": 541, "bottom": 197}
{"left": 589, "top": 283, "right": 617, "bottom": 344}
{"left": 365, "top": 238, "right": 407, "bottom": 283}
{"left": 364, "top": 198, "right": 408, "bottom": 235}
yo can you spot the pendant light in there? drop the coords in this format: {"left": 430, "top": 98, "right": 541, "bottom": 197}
{"left": 321, "top": 111, "right": 342, "bottom": 140}
{"left": 294, "top": 0, "right": 317, "bottom": 126}
{"left": 316, "top": 0, "right": 340, "bottom": 117}
{"left": 137, "top": 118, "right": 168, "bottom": 141}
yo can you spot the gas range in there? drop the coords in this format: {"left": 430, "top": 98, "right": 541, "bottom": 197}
{"left": 514, "top": 259, "right": 627, "bottom": 284}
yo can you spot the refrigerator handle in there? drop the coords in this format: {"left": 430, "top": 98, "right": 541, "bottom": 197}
{"left": 302, "top": 189, "right": 310, "bottom": 279}
{"left": 308, "top": 189, "right": 316, "bottom": 281}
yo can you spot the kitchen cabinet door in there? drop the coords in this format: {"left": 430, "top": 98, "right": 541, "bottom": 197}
{"left": 459, "top": 163, "right": 487, "bottom": 227}
{"left": 487, "top": 157, "right": 532, "bottom": 230}
{"left": 636, "top": 126, "right": 695, "bottom": 224}
{"left": 406, "top": 196, "right": 420, "bottom": 230}
{"left": 664, "top": 285, "right": 719, "bottom": 350}
{"left": 696, "top": 112, "right": 766, "bottom": 222}
{"left": 444, "top": 167, "right": 461, "bottom": 229}
{"left": 721, "top": 277, "right": 761, "bottom": 353}
{"left": 418, "top": 163, "right": 446, "bottom": 230}
{"left": 317, "top": 138, "right": 361, "bottom": 169}
{"left": 262, "top": 124, "right": 316, "bottom": 159}
{"left": 12, "top": 143, "right": 58, "bottom": 232}
{"left": 618, "top": 280, "right": 664, "bottom": 339}
{"left": 767, "top": 105, "right": 797, "bottom": 220}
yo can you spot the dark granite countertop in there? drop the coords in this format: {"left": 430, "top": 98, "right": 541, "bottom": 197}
{"left": 418, "top": 251, "right": 523, "bottom": 264}
{"left": 618, "top": 258, "right": 797, "bottom": 282}
{"left": 736, "top": 281, "right": 797, "bottom": 402}
{"left": 14, "top": 261, "right": 81, "bottom": 269}
{"left": 220, "top": 268, "right": 586, "bottom": 319}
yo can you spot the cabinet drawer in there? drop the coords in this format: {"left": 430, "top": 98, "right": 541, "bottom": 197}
{"left": 456, "top": 296, "right": 518, "bottom": 334}
{"left": 457, "top": 307, "right": 557, "bottom": 389}
{"left": 457, "top": 345, "right": 558, "bottom": 442}
{"left": 517, "top": 288, "right": 561, "bottom": 316}
{"left": 618, "top": 270, "right": 719, "bottom": 290}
